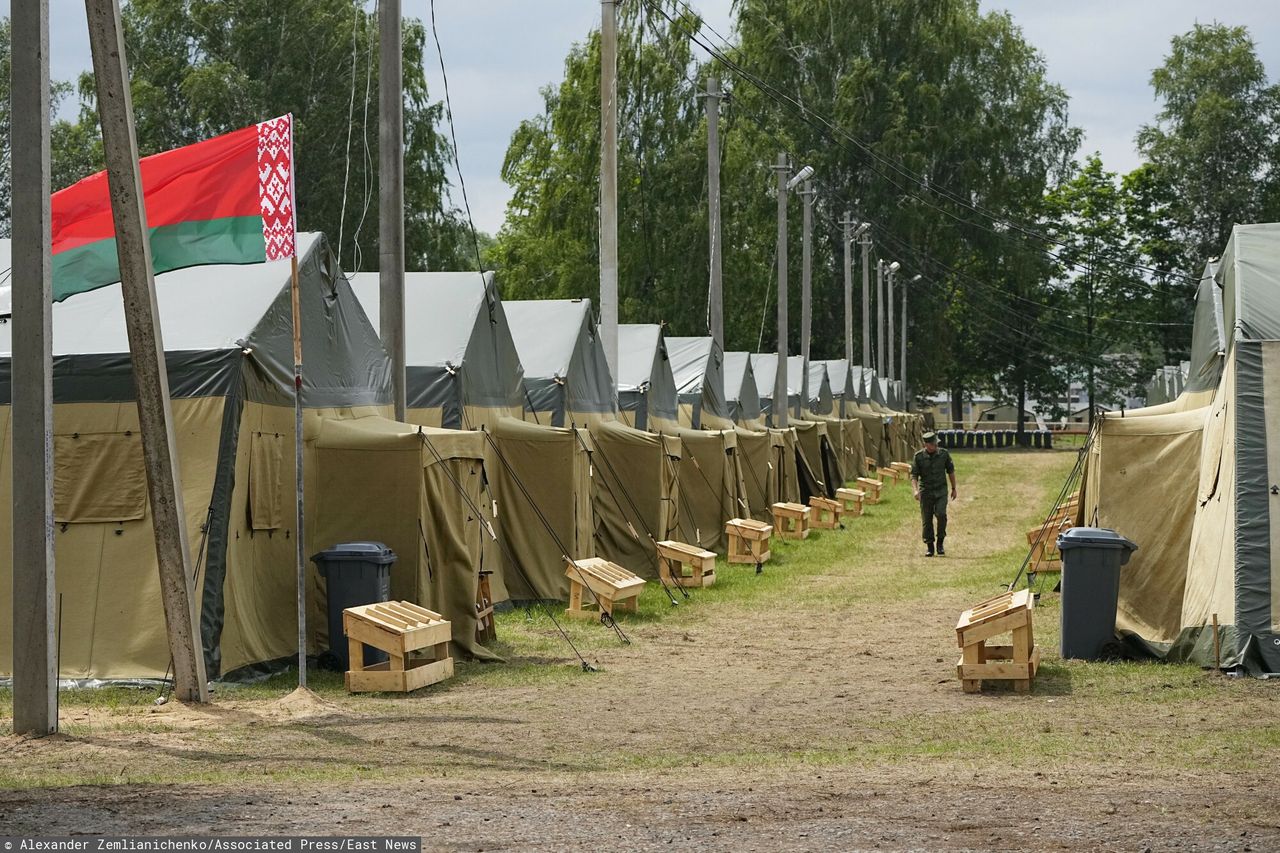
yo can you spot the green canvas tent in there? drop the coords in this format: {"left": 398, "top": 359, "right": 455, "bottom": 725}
{"left": 311, "top": 417, "right": 499, "bottom": 660}
{"left": 0, "top": 233, "right": 392, "bottom": 681}
{"left": 348, "top": 271, "right": 524, "bottom": 431}
{"left": 723, "top": 351, "right": 764, "bottom": 428}
{"left": 616, "top": 323, "right": 680, "bottom": 431}
{"left": 666, "top": 335, "right": 733, "bottom": 429}
{"left": 506, "top": 298, "right": 617, "bottom": 427}
{"left": 588, "top": 419, "right": 682, "bottom": 578}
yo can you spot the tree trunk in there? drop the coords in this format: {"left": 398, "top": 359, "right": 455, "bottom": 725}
{"left": 950, "top": 384, "right": 964, "bottom": 430}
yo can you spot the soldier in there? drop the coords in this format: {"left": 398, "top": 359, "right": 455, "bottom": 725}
{"left": 910, "top": 431, "right": 957, "bottom": 557}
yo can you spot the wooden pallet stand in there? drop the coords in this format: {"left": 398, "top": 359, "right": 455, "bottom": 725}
{"left": 1026, "top": 518, "right": 1072, "bottom": 575}
{"left": 771, "top": 501, "right": 811, "bottom": 540}
{"left": 475, "top": 569, "right": 497, "bottom": 644}
{"left": 864, "top": 456, "right": 878, "bottom": 473}
{"left": 835, "top": 487, "right": 865, "bottom": 517}
{"left": 725, "top": 518, "right": 772, "bottom": 569}
{"left": 955, "top": 588, "right": 1040, "bottom": 694}
{"left": 565, "top": 557, "right": 645, "bottom": 620}
{"left": 656, "top": 539, "right": 717, "bottom": 588}
{"left": 343, "top": 601, "right": 454, "bottom": 693}
{"left": 808, "top": 496, "right": 841, "bottom": 529}
{"left": 890, "top": 461, "right": 913, "bottom": 477}
{"left": 878, "top": 467, "right": 903, "bottom": 486}
{"left": 856, "top": 477, "right": 883, "bottom": 504}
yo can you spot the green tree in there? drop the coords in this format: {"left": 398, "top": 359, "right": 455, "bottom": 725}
{"left": 1045, "top": 155, "right": 1153, "bottom": 425}
{"left": 45, "top": 0, "right": 470, "bottom": 272}
{"left": 1137, "top": 23, "right": 1280, "bottom": 267}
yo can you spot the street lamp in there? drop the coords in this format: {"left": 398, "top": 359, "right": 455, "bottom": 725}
{"left": 770, "top": 156, "right": 815, "bottom": 427}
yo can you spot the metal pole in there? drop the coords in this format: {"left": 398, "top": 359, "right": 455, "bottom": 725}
{"left": 799, "top": 181, "right": 815, "bottom": 417}
{"left": 841, "top": 213, "right": 853, "bottom": 366}
{"left": 85, "top": 0, "right": 208, "bottom": 702}
{"left": 11, "top": 0, "right": 58, "bottom": 735}
{"left": 379, "top": 0, "right": 405, "bottom": 422}
{"left": 887, "top": 266, "right": 896, "bottom": 382}
{"left": 599, "top": 0, "right": 619, "bottom": 377}
{"left": 290, "top": 257, "right": 306, "bottom": 688}
{"left": 861, "top": 232, "right": 871, "bottom": 368}
{"left": 773, "top": 154, "right": 789, "bottom": 428}
{"left": 876, "top": 260, "right": 885, "bottom": 376}
{"left": 705, "top": 76, "right": 723, "bottom": 349}
{"left": 901, "top": 277, "right": 909, "bottom": 401}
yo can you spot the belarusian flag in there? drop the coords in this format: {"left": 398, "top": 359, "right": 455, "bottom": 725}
{"left": 51, "top": 114, "right": 296, "bottom": 302}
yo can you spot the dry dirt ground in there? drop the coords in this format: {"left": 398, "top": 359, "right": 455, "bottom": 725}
{"left": 2, "top": 450, "right": 1277, "bottom": 851}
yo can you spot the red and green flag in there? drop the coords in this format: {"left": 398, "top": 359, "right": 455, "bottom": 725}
{"left": 51, "top": 114, "right": 296, "bottom": 302}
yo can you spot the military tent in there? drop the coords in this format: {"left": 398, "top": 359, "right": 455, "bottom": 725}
{"left": 588, "top": 419, "right": 682, "bottom": 578}
{"left": 805, "top": 360, "right": 835, "bottom": 416}
{"left": 723, "top": 351, "right": 764, "bottom": 428}
{"left": 615, "top": 323, "right": 679, "bottom": 431}
{"left": 666, "top": 336, "right": 733, "bottom": 429}
{"left": 506, "top": 298, "right": 617, "bottom": 427}
{"left": 348, "top": 271, "right": 524, "bottom": 431}
{"left": 0, "top": 233, "right": 391, "bottom": 681}
{"left": 311, "top": 417, "right": 498, "bottom": 660}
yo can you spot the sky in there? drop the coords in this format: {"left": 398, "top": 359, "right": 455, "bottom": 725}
{"left": 10, "top": 0, "right": 1280, "bottom": 234}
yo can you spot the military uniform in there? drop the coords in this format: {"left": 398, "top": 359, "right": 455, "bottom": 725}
{"left": 911, "top": 444, "right": 954, "bottom": 553}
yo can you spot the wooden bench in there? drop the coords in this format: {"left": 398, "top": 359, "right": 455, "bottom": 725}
{"left": 835, "top": 487, "right": 865, "bottom": 517}
{"left": 808, "top": 496, "right": 841, "bottom": 529}
{"left": 956, "top": 588, "right": 1039, "bottom": 694}
{"left": 864, "top": 456, "right": 877, "bottom": 473}
{"left": 1026, "top": 517, "right": 1073, "bottom": 575}
{"left": 565, "top": 557, "right": 645, "bottom": 621}
{"left": 725, "top": 518, "right": 772, "bottom": 571}
{"left": 771, "top": 501, "right": 811, "bottom": 540}
{"left": 878, "top": 467, "right": 903, "bottom": 486}
{"left": 343, "top": 601, "right": 454, "bottom": 693}
{"left": 656, "top": 539, "right": 717, "bottom": 588}
{"left": 855, "top": 477, "right": 883, "bottom": 504}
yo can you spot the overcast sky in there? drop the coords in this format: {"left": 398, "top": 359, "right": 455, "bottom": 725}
{"left": 11, "top": 1, "right": 1280, "bottom": 234}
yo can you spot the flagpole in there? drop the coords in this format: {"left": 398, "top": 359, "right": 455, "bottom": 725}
{"left": 291, "top": 254, "right": 306, "bottom": 689}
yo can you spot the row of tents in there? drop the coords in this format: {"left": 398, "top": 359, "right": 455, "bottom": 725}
{"left": 1082, "top": 222, "right": 1280, "bottom": 674}
{"left": 0, "top": 232, "right": 923, "bottom": 682}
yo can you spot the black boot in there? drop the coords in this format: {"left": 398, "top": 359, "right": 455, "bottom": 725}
{"left": 936, "top": 537, "right": 946, "bottom": 556}
{"left": 924, "top": 542, "right": 934, "bottom": 558}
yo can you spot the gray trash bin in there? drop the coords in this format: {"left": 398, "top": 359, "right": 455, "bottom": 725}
{"left": 1057, "top": 527, "right": 1138, "bottom": 660}
{"left": 312, "top": 541, "right": 397, "bottom": 670}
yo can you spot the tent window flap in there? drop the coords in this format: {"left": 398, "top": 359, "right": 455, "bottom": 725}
{"left": 249, "top": 431, "right": 285, "bottom": 530}
{"left": 53, "top": 432, "right": 147, "bottom": 523}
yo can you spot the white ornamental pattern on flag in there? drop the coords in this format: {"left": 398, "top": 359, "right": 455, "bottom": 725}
{"left": 257, "top": 114, "right": 296, "bottom": 260}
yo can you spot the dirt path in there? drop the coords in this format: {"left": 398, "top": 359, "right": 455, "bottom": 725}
{"left": 3, "top": 451, "right": 1277, "bottom": 851}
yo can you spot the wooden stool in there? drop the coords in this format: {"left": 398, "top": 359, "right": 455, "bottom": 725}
{"left": 955, "top": 588, "right": 1040, "bottom": 694}
{"left": 808, "top": 496, "right": 841, "bottom": 529}
{"left": 565, "top": 557, "right": 645, "bottom": 621}
{"left": 879, "top": 467, "right": 902, "bottom": 486}
{"left": 656, "top": 540, "right": 716, "bottom": 588}
{"left": 856, "top": 477, "right": 883, "bottom": 504}
{"left": 835, "top": 487, "right": 865, "bottom": 517}
{"left": 864, "top": 456, "right": 877, "bottom": 473}
{"left": 771, "top": 501, "right": 811, "bottom": 540}
{"left": 475, "top": 570, "right": 497, "bottom": 644}
{"left": 725, "top": 518, "right": 772, "bottom": 571}
{"left": 343, "top": 601, "right": 454, "bottom": 693}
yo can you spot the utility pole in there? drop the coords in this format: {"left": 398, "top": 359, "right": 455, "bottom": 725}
{"left": 876, "top": 259, "right": 885, "bottom": 376}
{"left": 704, "top": 76, "right": 723, "bottom": 349}
{"left": 379, "top": 0, "right": 405, "bottom": 422}
{"left": 860, "top": 227, "right": 871, "bottom": 368}
{"left": 840, "top": 213, "right": 854, "bottom": 366}
{"left": 773, "top": 154, "right": 789, "bottom": 428}
{"left": 902, "top": 275, "right": 919, "bottom": 404}
{"left": 799, "top": 181, "right": 815, "bottom": 416}
{"left": 887, "top": 263, "right": 896, "bottom": 382}
{"left": 11, "top": 0, "right": 57, "bottom": 735}
{"left": 599, "top": 0, "right": 619, "bottom": 377}
{"left": 86, "top": 0, "right": 208, "bottom": 702}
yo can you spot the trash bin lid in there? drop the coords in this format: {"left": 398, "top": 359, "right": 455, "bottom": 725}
{"left": 1057, "top": 527, "right": 1138, "bottom": 552}
{"left": 310, "top": 541, "right": 397, "bottom": 564}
